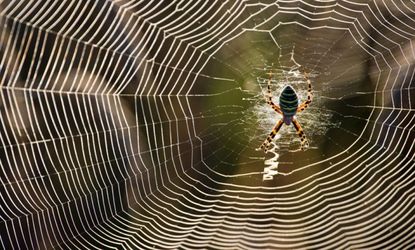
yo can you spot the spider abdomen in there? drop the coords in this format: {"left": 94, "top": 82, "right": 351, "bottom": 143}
{"left": 279, "top": 85, "right": 299, "bottom": 117}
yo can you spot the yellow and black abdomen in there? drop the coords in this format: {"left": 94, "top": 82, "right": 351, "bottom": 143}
{"left": 279, "top": 85, "right": 299, "bottom": 117}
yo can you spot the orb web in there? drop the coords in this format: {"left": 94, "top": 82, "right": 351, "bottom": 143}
{"left": 0, "top": 1, "right": 414, "bottom": 249}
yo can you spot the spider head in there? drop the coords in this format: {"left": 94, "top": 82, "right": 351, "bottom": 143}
{"left": 283, "top": 115, "right": 293, "bottom": 125}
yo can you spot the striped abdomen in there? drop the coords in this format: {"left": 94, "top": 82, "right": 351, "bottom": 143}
{"left": 279, "top": 85, "right": 299, "bottom": 118}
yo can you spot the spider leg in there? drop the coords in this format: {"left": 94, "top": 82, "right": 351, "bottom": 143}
{"left": 260, "top": 119, "right": 284, "bottom": 152}
{"left": 265, "top": 71, "right": 282, "bottom": 114}
{"left": 292, "top": 118, "right": 309, "bottom": 150}
{"left": 297, "top": 71, "right": 313, "bottom": 112}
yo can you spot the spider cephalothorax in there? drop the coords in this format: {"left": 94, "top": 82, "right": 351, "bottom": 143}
{"left": 259, "top": 71, "right": 313, "bottom": 152}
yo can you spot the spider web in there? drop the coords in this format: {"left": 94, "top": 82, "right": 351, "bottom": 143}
{"left": 0, "top": 0, "right": 414, "bottom": 249}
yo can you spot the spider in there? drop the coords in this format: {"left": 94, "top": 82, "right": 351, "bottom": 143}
{"left": 259, "top": 70, "right": 313, "bottom": 152}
